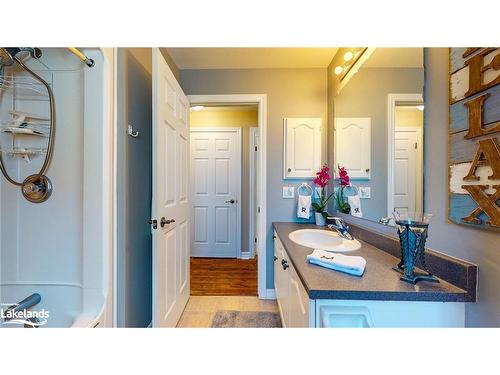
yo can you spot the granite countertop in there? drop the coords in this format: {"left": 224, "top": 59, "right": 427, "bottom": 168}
{"left": 273, "top": 222, "right": 473, "bottom": 302}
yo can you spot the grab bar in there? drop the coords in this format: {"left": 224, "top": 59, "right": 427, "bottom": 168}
{"left": 68, "top": 47, "right": 95, "bottom": 67}
{"left": 3, "top": 293, "right": 41, "bottom": 321}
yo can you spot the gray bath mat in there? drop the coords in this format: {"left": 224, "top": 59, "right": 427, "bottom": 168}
{"left": 211, "top": 310, "right": 282, "bottom": 328}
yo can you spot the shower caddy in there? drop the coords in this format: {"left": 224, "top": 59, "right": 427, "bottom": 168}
{"left": 0, "top": 47, "right": 93, "bottom": 203}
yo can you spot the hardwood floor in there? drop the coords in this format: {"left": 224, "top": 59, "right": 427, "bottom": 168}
{"left": 190, "top": 257, "right": 258, "bottom": 296}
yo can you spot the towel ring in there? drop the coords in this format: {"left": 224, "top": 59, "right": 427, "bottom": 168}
{"left": 342, "top": 184, "right": 359, "bottom": 196}
{"left": 297, "top": 183, "right": 313, "bottom": 196}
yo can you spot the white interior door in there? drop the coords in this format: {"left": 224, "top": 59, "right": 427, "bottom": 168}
{"left": 190, "top": 129, "right": 241, "bottom": 258}
{"left": 393, "top": 127, "right": 422, "bottom": 216}
{"left": 151, "top": 48, "right": 190, "bottom": 327}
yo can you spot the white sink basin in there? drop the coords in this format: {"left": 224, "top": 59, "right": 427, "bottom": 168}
{"left": 288, "top": 229, "right": 362, "bottom": 252}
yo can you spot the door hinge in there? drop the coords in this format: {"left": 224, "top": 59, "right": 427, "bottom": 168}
{"left": 257, "top": 206, "right": 260, "bottom": 213}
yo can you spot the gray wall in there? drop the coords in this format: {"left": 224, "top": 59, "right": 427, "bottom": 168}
{"left": 160, "top": 48, "right": 180, "bottom": 81}
{"left": 116, "top": 48, "right": 153, "bottom": 327}
{"left": 333, "top": 67, "right": 424, "bottom": 221}
{"left": 180, "top": 68, "right": 328, "bottom": 288}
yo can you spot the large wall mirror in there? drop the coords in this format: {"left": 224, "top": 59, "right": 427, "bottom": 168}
{"left": 332, "top": 48, "right": 424, "bottom": 224}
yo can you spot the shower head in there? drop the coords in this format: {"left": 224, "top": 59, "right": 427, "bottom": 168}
{"left": 0, "top": 47, "right": 42, "bottom": 86}
{"left": 0, "top": 48, "right": 15, "bottom": 86}
{"left": 0, "top": 48, "right": 15, "bottom": 68}
{"left": 0, "top": 47, "right": 42, "bottom": 68}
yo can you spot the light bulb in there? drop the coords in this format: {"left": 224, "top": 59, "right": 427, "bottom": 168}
{"left": 191, "top": 105, "right": 204, "bottom": 111}
{"left": 416, "top": 105, "right": 424, "bottom": 111}
{"left": 343, "top": 51, "right": 354, "bottom": 62}
{"left": 334, "top": 66, "right": 343, "bottom": 75}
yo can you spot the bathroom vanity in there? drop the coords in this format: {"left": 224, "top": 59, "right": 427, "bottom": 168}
{"left": 273, "top": 222, "right": 477, "bottom": 328}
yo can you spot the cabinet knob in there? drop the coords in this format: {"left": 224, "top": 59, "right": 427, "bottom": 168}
{"left": 274, "top": 256, "right": 278, "bottom": 261}
{"left": 365, "top": 168, "right": 370, "bottom": 172}
{"left": 281, "top": 259, "right": 286, "bottom": 266}
{"left": 288, "top": 168, "right": 292, "bottom": 172}
{"left": 282, "top": 262, "right": 289, "bottom": 270}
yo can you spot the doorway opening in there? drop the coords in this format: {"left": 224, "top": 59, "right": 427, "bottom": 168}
{"left": 188, "top": 95, "right": 268, "bottom": 299}
{"left": 190, "top": 105, "right": 258, "bottom": 295}
{"left": 387, "top": 93, "right": 424, "bottom": 217}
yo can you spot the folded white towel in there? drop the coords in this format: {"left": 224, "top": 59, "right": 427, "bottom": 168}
{"left": 297, "top": 194, "right": 311, "bottom": 219}
{"left": 306, "top": 249, "right": 366, "bottom": 276}
{"left": 347, "top": 194, "right": 363, "bottom": 218}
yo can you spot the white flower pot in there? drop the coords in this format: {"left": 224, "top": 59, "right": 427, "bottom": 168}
{"left": 315, "top": 212, "right": 326, "bottom": 226}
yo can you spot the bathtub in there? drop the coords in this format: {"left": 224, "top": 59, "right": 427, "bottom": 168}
{"left": 0, "top": 48, "right": 114, "bottom": 328}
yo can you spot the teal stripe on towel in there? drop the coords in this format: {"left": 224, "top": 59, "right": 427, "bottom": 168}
{"left": 308, "top": 258, "right": 365, "bottom": 277}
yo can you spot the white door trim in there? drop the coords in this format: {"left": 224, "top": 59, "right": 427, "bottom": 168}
{"left": 190, "top": 127, "right": 242, "bottom": 258}
{"left": 249, "top": 127, "right": 258, "bottom": 259}
{"left": 188, "top": 94, "right": 268, "bottom": 299}
{"left": 387, "top": 93, "right": 424, "bottom": 216}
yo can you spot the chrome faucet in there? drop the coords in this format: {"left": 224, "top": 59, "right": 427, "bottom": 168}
{"left": 327, "top": 217, "right": 354, "bottom": 240}
{"left": 379, "top": 216, "right": 394, "bottom": 226}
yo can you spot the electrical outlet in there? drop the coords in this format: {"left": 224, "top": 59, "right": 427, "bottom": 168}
{"left": 359, "top": 186, "right": 371, "bottom": 199}
{"left": 282, "top": 186, "right": 295, "bottom": 199}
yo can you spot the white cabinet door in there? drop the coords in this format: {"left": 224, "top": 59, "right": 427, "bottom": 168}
{"left": 334, "top": 117, "right": 371, "bottom": 179}
{"left": 190, "top": 129, "right": 241, "bottom": 258}
{"left": 274, "top": 233, "right": 289, "bottom": 327}
{"left": 151, "top": 48, "right": 190, "bottom": 327}
{"left": 283, "top": 118, "right": 322, "bottom": 179}
{"left": 288, "top": 264, "right": 310, "bottom": 328}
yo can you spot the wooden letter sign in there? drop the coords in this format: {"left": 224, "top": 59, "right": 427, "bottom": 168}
{"left": 449, "top": 47, "right": 500, "bottom": 230}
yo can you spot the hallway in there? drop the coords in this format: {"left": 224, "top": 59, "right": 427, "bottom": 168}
{"left": 190, "top": 257, "right": 258, "bottom": 296}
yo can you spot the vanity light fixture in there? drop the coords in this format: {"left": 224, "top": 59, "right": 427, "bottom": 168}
{"left": 416, "top": 105, "right": 424, "bottom": 111}
{"left": 190, "top": 105, "right": 204, "bottom": 111}
{"left": 336, "top": 47, "right": 376, "bottom": 94}
{"left": 334, "top": 48, "right": 368, "bottom": 78}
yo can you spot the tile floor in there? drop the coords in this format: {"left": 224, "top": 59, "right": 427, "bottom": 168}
{"left": 176, "top": 296, "right": 279, "bottom": 328}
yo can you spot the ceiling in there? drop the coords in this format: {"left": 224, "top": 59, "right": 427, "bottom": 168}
{"left": 363, "top": 48, "right": 423, "bottom": 68}
{"left": 166, "top": 48, "right": 338, "bottom": 69}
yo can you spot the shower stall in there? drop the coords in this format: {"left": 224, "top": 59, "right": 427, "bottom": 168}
{"left": 0, "top": 48, "right": 114, "bottom": 327}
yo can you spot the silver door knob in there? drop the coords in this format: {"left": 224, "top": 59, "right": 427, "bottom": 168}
{"left": 225, "top": 199, "right": 235, "bottom": 204}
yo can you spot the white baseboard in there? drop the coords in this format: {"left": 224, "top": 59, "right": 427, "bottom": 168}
{"left": 239, "top": 251, "right": 252, "bottom": 260}
{"left": 261, "top": 289, "right": 276, "bottom": 300}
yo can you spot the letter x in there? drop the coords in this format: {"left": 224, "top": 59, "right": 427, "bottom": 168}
{"left": 461, "top": 185, "right": 500, "bottom": 227}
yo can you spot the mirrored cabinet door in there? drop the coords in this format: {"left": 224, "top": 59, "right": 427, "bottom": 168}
{"left": 334, "top": 117, "right": 371, "bottom": 179}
